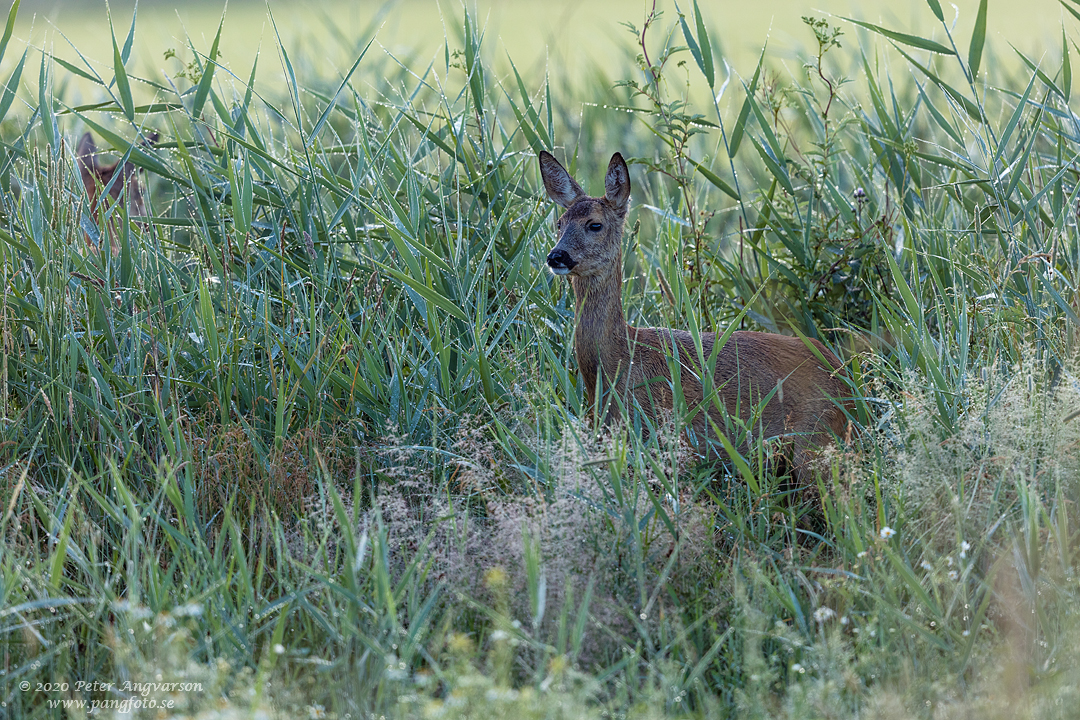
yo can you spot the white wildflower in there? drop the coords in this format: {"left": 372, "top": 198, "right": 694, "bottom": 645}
{"left": 814, "top": 607, "right": 836, "bottom": 623}
{"left": 880, "top": 526, "right": 896, "bottom": 540}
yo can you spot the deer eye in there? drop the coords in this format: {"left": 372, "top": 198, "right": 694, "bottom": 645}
{"left": 588, "top": 222, "right": 603, "bottom": 232}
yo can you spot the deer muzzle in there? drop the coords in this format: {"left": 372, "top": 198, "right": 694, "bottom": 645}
{"left": 547, "top": 248, "right": 576, "bottom": 275}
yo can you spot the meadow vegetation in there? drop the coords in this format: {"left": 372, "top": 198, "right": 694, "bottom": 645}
{"left": 1, "top": 0, "right": 1080, "bottom": 717}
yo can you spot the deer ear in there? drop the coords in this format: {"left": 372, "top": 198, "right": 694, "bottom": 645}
{"left": 604, "top": 152, "right": 630, "bottom": 211}
{"left": 539, "top": 151, "right": 585, "bottom": 208}
{"left": 77, "top": 133, "right": 98, "bottom": 171}
{"left": 76, "top": 133, "right": 106, "bottom": 197}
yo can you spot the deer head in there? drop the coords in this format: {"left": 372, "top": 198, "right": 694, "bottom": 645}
{"left": 77, "top": 132, "right": 152, "bottom": 219}
{"left": 540, "top": 151, "right": 631, "bottom": 280}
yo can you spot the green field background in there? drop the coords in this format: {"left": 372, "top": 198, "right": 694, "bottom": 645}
{"left": 9, "top": 0, "right": 1078, "bottom": 88}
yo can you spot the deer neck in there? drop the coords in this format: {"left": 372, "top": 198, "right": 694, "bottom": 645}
{"left": 570, "top": 265, "right": 629, "bottom": 395}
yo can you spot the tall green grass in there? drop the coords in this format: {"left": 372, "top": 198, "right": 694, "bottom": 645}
{"left": 0, "top": 0, "right": 1079, "bottom": 717}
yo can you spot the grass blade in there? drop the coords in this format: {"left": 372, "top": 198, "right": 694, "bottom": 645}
{"left": 377, "top": 263, "right": 468, "bottom": 322}
{"left": 693, "top": 0, "right": 714, "bottom": 88}
{"left": 120, "top": 2, "right": 136, "bottom": 63}
{"left": 1012, "top": 45, "right": 1066, "bottom": 99}
{"left": 192, "top": 13, "right": 224, "bottom": 120}
{"left": 968, "top": 0, "right": 988, "bottom": 78}
{"left": 1062, "top": 0, "right": 1080, "bottom": 25}
{"left": 1064, "top": 28, "right": 1072, "bottom": 102}
{"left": 0, "top": 48, "right": 26, "bottom": 125}
{"left": 676, "top": 0, "right": 714, "bottom": 88}
{"left": 915, "top": 79, "right": 963, "bottom": 145}
{"left": 306, "top": 37, "right": 373, "bottom": 147}
{"left": 729, "top": 44, "right": 765, "bottom": 157}
{"left": 994, "top": 70, "right": 1038, "bottom": 168}
{"left": 37, "top": 51, "right": 57, "bottom": 151}
{"left": 689, "top": 157, "right": 739, "bottom": 200}
{"left": 110, "top": 14, "right": 134, "bottom": 121}
{"left": 0, "top": 0, "right": 20, "bottom": 68}
{"left": 844, "top": 18, "right": 955, "bottom": 55}
{"left": 893, "top": 44, "right": 984, "bottom": 121}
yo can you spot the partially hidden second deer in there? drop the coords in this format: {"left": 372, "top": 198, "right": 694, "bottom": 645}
{"left": 540, "top": 150, "right": 852, "bottom": 477}
{"left": 77, "top": 132, "right": 154, "bottom": 255}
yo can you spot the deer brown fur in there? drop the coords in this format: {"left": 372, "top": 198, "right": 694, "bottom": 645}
{"left": 76, "top": 132, "right": 153, "bottom": 254}
{"left": 540, "top": 150, "right": 852, "bottom": 476}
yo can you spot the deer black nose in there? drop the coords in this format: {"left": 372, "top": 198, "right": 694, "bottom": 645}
{"left": 547, "top": 248, "right": 576, "bottom": 272}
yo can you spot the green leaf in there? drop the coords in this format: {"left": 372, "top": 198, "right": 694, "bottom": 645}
{"left": 676, "top": 0, "right": 714, "bottom": 88}
{"left": 198, "top": 276, "right": 221, "bottom": 366}
{"left": 50, "top": 55, "right": 103, "bottom": 85}
{"left": 693, "top": 0, "right": 714, "bottom": 88}
{"left": 378, "top": 263, "right": 468, "bottom": 322}
{"left": 844, "top": 17, "right": 955, "bottom": 55}
{"left": 745, "top": 87, "right": 787, "bottom": 166}
{"left": 750, "top": 135, "right": 795, "bottom": 196}
{"left": 708, "top": 420, "right": 757, "bottom": 489}
{"left": 232, "top": 52, "right": 258, "bottom": 138}
{"left": 0, "top": 0, "right": 18, "bottom": 68}
{"left": 48, "top": 494, "right": 75, "bottom": 590}
{"left": 914, "top": 79, "right": 963, "bottom": 145}
{"left": 893, "top": 44, "right": 983, "bottom": 121}
{"left": 1062, "top": 0, "right": 1080, "bottom": 25}
{"left": 1012, "top": 45, "right": 1065, "bottom": 100}
{"left": 37, "top": 51, "right": 57, "bottom": 152}
{"left": 0, "top": 48, "right": 25, "bottom": 125}
{"left": 307, "top": 38, "right": 373, "bottom": 147}
{"left": 62, "top": 101, "right": 183, "bottom": 115}
{"left": 729, "top": 43, "right": 765, "bottom": 157}
{"left": 1064, "top": 28, "right": 1072, "bottom": 102}
{"left": 463, "top": 7, "right": 486, "bottom": 122}
{"left": 968, "top": 0, "right": 988, "bottom": 78}
{"left": 1004, "top": 99, "right": 1043, "bottom": 201}
{"left": 110, "top": 15, "right": 134, "bottom": 121}
{"left": 120, "top": 4, "right": 137, "bottom": 64}
{"left": 994, "top": 70, "right": 1038, "bottom": 168}
{"left": 884, "top": 248, "right": 922, "bottom": 327}
{"left": 508, "top": 55, "right": 552, "bottom": 149}
{"left": 689, "top": 157, "right": 739, "bottom": 200}
{"left": 229, "top": 151, "right": 252, "bottom": 236}
{"left": 1036, "top": 268, "right": 1080, "bottom": 326}
{"left": 926, "top": 0, "right": 944, "bottom": 21}
{"left": 192, "top": 13, "right": 224, "bottom": 119}
{"left": 401, "top": 110, "right": 461, "bottom": 162}
{"left": 504, "top": 87, "right": 545, "bottom": 157}
{"left": 676, "top": 4, "right": 704, "bottom": 80}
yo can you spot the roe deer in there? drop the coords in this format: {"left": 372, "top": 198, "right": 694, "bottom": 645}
{"left": 77, "top": 132, "right": 155, "bottom": 254}
{"left": 540, "top": 150, "right": 852, "bottom": 477}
